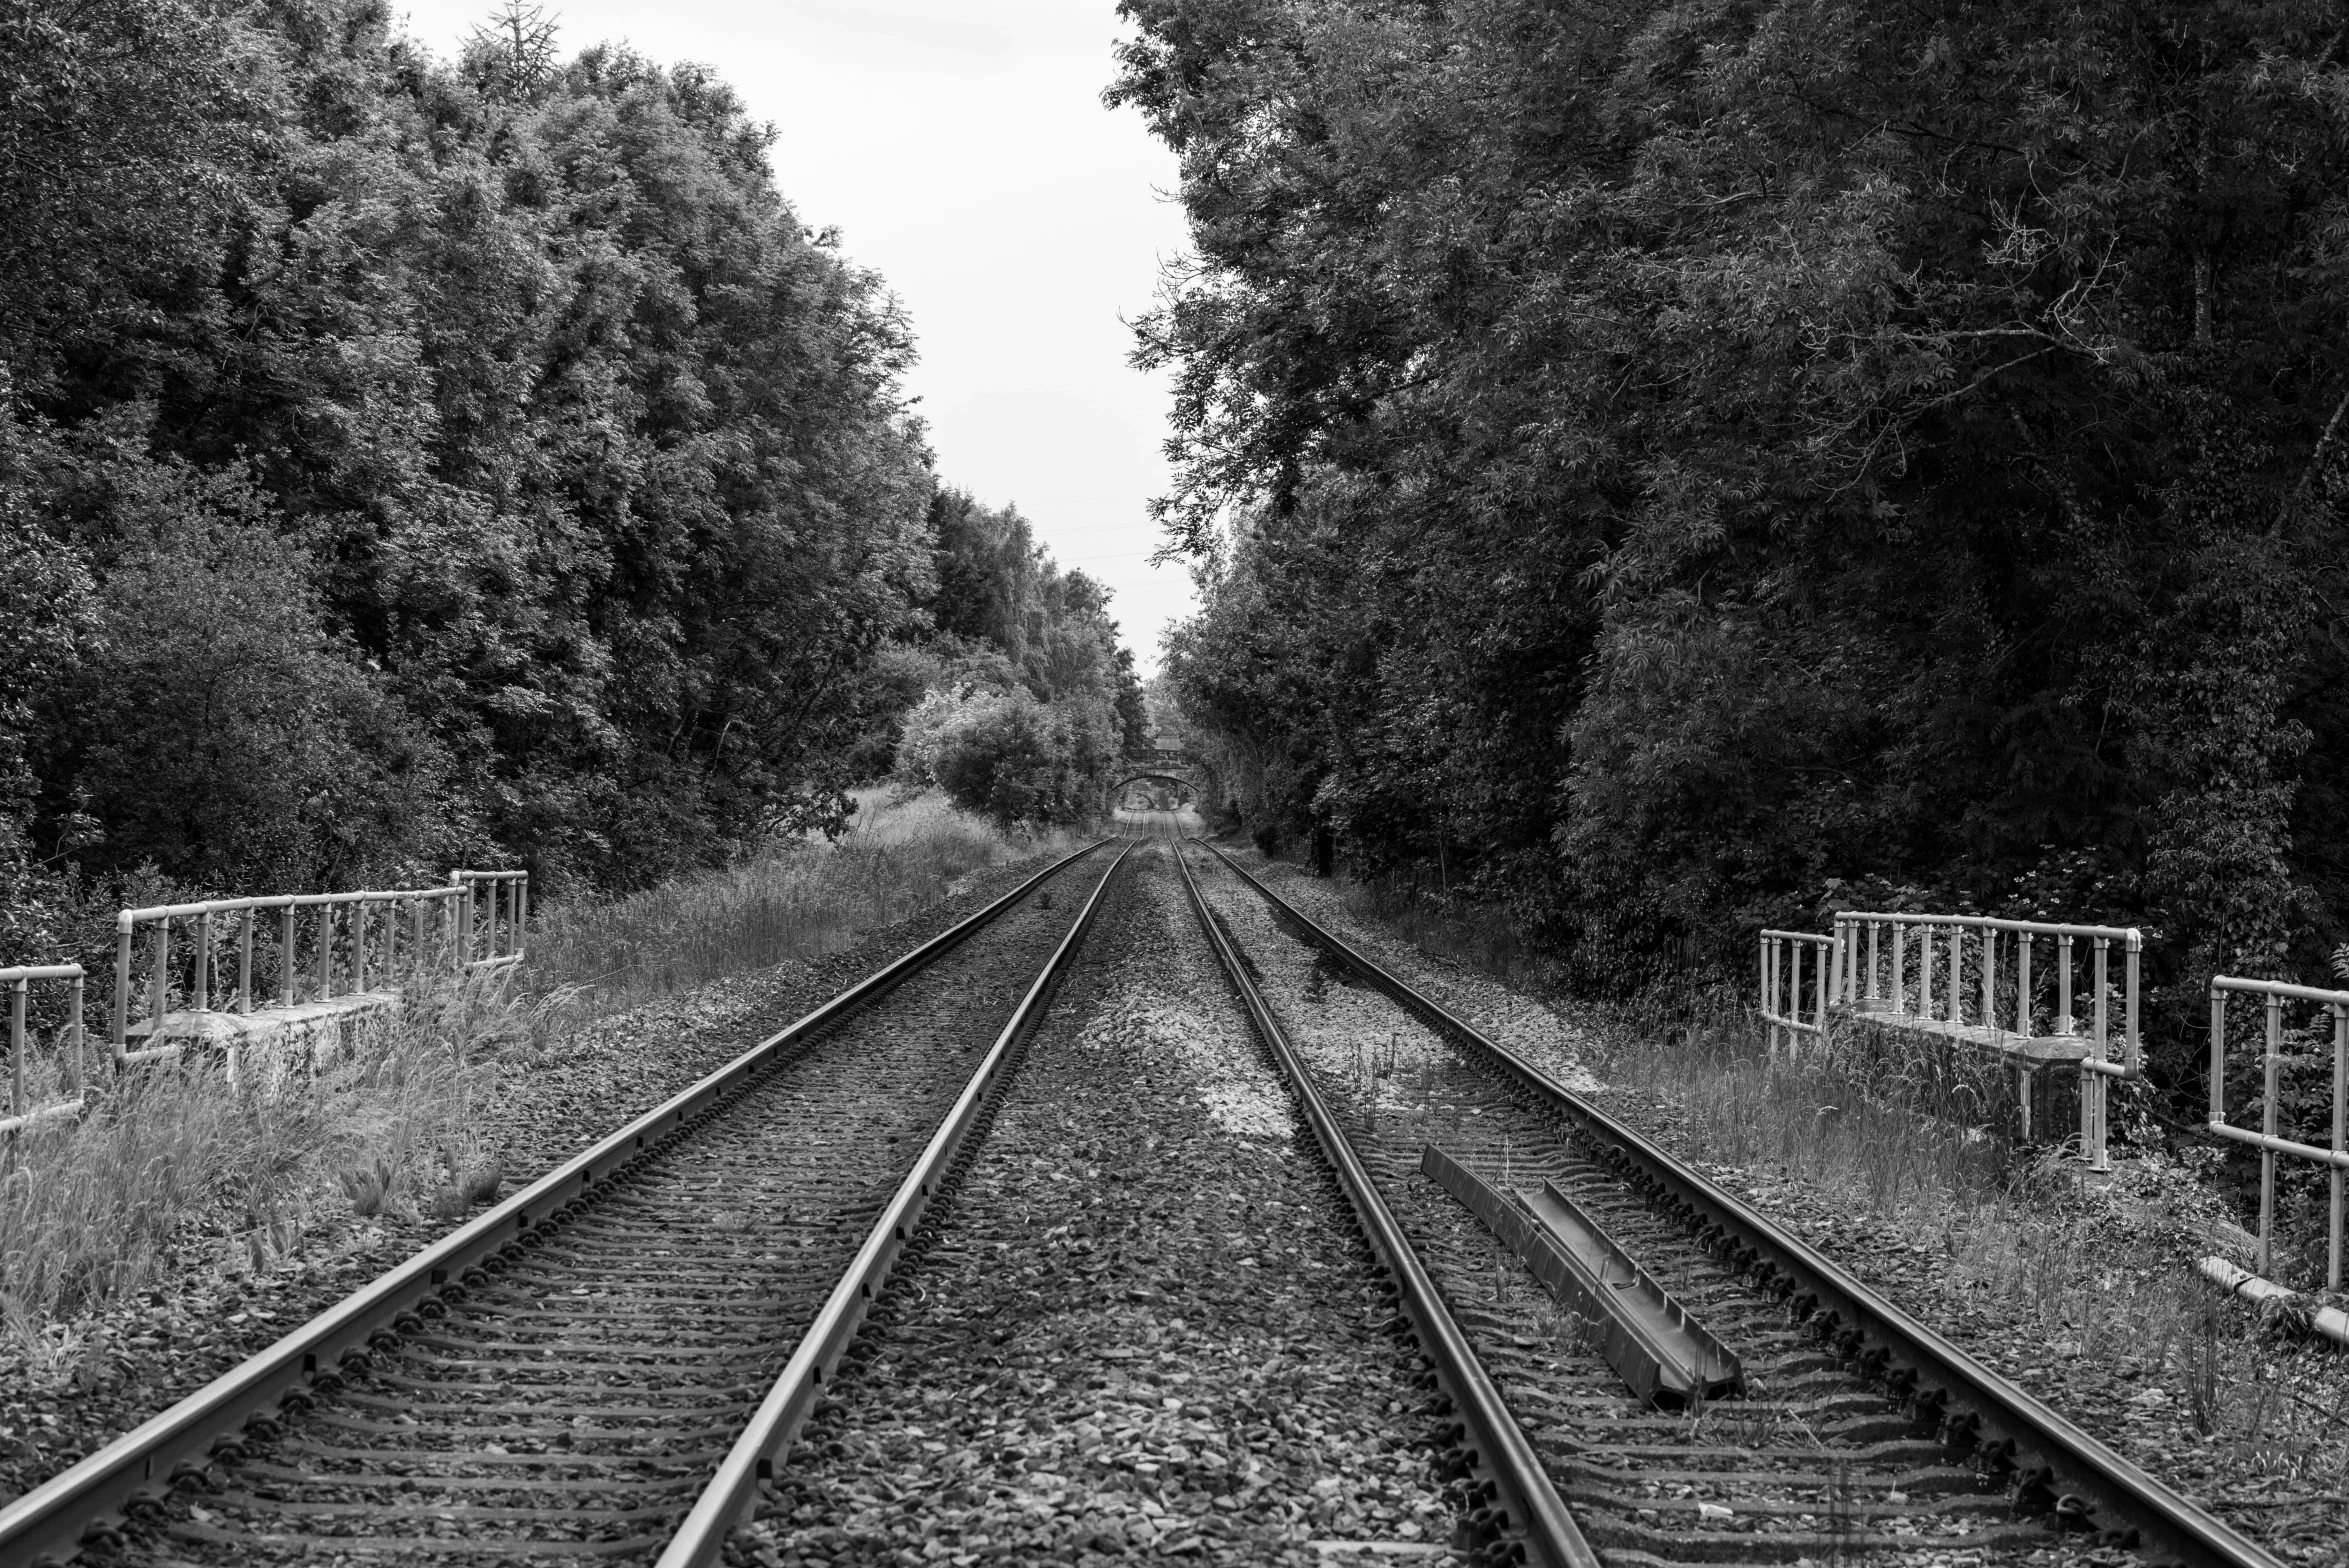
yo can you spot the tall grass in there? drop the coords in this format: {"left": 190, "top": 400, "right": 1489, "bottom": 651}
{"left": 0, "top": 972, "right": 535, "bottom": 1381}
{"left": 523, "top": 789, "right": 1078, "bottom": 1006}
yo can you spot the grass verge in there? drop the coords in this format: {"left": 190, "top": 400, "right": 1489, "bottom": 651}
{"left": 0, "top": 972, "right": 531, "bottom": 1380}
{"left": 524, "top": 789, "right": 1080, "bottom": 1008}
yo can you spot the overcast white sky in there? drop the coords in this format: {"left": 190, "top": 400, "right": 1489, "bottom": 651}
{"left": 394, "top": 0, "right": 1197, "bottom": 672}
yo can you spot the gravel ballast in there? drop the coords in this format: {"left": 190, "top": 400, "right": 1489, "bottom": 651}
{"left": 736, "top": 844, "right": 1472, "bottom": 1568}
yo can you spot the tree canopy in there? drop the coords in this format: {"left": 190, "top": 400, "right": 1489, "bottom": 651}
{"left": 1, "top": 0, "right": 1141, "bottom": 969}
{"left": 1125, "top": 0, "right": 2349, "bottom": 1074}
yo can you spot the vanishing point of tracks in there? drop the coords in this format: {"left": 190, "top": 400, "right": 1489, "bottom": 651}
{"left": 0, "top": 837, "right": 2296, "bottom": 1568}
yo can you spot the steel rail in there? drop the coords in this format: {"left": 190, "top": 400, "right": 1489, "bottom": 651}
{"left": 656, "top": 840, "right": 1139, "bottom": 1566}
{"left": 1194, "top": 839, "right": 2287, "bottom": 1568}
{"left": 1172, "top": 843, "right": 1600, "bottom": 1568}
{"left": 0, "top": 839, "right": 1116, "bottom": 1568}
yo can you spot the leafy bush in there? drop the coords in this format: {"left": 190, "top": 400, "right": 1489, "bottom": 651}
{"left": 926, "top": 689, "right": 1117, "bottom": 828}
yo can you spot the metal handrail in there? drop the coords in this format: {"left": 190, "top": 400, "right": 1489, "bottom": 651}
{"left": 452, "top": 869, "right": 529, "bottom": 968}
{"left": 1835, "top": 910, "right": 2142, "bottom": 942}
{"left": 109, "top": 871, "right": 528, "bottom": 1069}
{"left": 1835, "top": 907, "right": 2142, "bottom": 1168}
{"left": 1759, "top": 928, "right": 1837, "bottom": 1050}
{"left": 2, "top": 964, "right": 87, "bottom": 1137}
{"left": 112, "top": 886, "right": 466, "bottom": 1069}
{"left": 2208, "top": 976, "right": 2348, "bottom": 1287}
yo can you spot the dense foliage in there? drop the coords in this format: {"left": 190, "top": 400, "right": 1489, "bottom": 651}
{"left": 0, "top": 0, "right": 1139, "bottom": 970}
{"left": 890, "top": 490, "right": 1144, "bottom": 826}
{"left": 1121, "top": 1, "right": 2349, "bottom": 1078}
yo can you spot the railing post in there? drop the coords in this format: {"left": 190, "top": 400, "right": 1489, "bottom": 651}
{"left": 150, "top": 915, "right": 171, "bottom": 1045}
{"left": 68, "top": 976, "right": 85, "bottom": 1090}
{"left": 280, "top": 903, "right": 296, "bottom": 1007}
{"left": 238, "top": 909, "right": 254, "bottom": 1015}
{"left": 1763, "top": 934, "right": 1778, "bottom": 1054}
{"left": 194, "top": 908, "right": 213, "bottom": 1013}
{"left": 354, "top": 899, "right": 369, "bottom": 993}
{"left": 316, "top": 903, "right": 335, "bottom": 1002}
{"left": 460, "top": 878, "right": 476, "bottom": 968}
{"left": 2085, "top": 937, "right": 2111, "bottom": 1171}
{"left": 2018, "top": 932, "right": 2034, "bottom": 1038}
{"left": 112, "top": 915, "right": 132, "bottom": 1068}
{"left": 2209, "top": 987, "right": 2227, "bottom": 1131}
{"left": 1892, "top": 923, "right": 1906, "bottom": 1014}
{"left": 1922, "top": 923, "right": 1936, "bottom": 1022}
{"left": 1947, "top": 924, "right": 1962, "bottom": 1024}
{"left": 516, "top": 874, "right": 528, "bottom": 951}
{"left": 2260, "top": 993, "right": 2283, "bottom": 1277}
{"left": 2057, "top": 932, "right": 2074, "bottom": 1034}
{"left": 1982, "top": 926, "right": 1996, "bottom": 1038}
{"left": 1818, "top": 936, "right": 1834, "bottom": 1030}
{"left": 2332, "top": 1001, "right": 2345, "bottom": 1292}
{"left": 8, "top": 977, "right": 23, "bottom": 1122}
{"left": 2123, "top": 934, "right": 2141, "bottom": 1070}
{"left": 1791, "top": 938, "right": 1805, "bottom": 1048}
{"left": 1866, "top": 917, "right": 1879, "bottom": 1004}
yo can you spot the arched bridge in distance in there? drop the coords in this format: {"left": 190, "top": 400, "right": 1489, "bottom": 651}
{"left": 1112, "top": 747, "right": 1206, "bottom": 804}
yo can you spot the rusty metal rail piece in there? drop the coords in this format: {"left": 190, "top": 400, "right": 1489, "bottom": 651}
{"left": 655, "top": 840, "right": 1138, "bottom": 1568}
{"left": 1175, "top": 844, "right": 1600, "bottom": 1568}
{"left": 0, "top": 840, "right": 1116, "bottom": 1568}
{"left": 1420, "top": 1144, "right": 1742, "bottom": 1408}
{"left": 1196, "top": 838, "right": 2287, "bottom": 1568}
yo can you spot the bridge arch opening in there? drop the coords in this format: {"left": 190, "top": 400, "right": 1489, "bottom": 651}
{"left": 1112, "top": 774, "right": 1197, "bottom": 810}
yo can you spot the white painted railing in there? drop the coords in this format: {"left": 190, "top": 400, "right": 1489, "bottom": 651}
{"left": 110, "top": 871, "right": 529, "bottom": 1067}
{"left": 2, "top": 964, "right": 87, "bottom": 1137}
{"left": 1759, "top": 929, "right": 1838, "bottom": 1051}
{"left": 1833, "top": 912, "right": 2141, "bottom": 1065}
{"left": 112, "top": 887, "right": 464, "bottom": 1066}
{"left": 2208, "top": 976, "right": 2347, "bottom": 1287}
{"left": 1754, "top": 910, "right": 2143, "bottom": 1168}
{"left": 452, "top": 869, "right": 529, "bottom": 969}
{"left": 1832, "top": 910, "right": 2140, "bottom": 1168}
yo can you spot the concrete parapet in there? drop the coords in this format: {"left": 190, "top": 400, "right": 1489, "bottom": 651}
{"left": 133, "top": 991, "right": 400, "bottom": 1092}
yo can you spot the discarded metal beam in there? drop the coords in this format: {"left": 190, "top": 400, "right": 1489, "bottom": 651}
{"left": 1421, "top": 1144, "right": 1743, "bottom": 1408}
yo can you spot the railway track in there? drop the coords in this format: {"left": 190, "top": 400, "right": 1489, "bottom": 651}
{"left": 1174, "top": 839, "right": 2289, "bottom": 1568}
{"left": 738, "top": 838, "right": 1500, "bottom": 1565}
{"left": 0, "top": 840, "right": 1134, "bottom": 1568}
{"left": 1, "top": 831, "right": 2298, "bottom": 1568}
